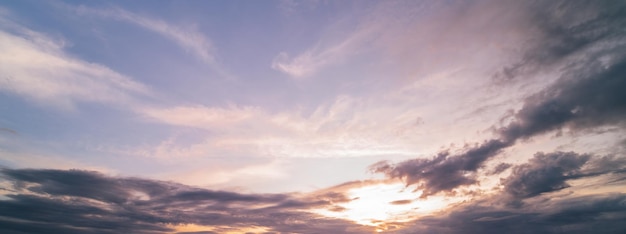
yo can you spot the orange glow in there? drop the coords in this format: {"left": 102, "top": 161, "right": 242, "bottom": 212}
{"left": 167, "top": 223, "right": 271, "bottom": 234}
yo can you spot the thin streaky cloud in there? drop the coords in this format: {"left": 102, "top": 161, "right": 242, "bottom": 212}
{"left": 0, "top": 127, "right": 17, "bottom": 135}
{"left": 136, "top": 96, "right": 423, "bottom": 159}
{"left": 271, "top": 17, "right": 382, "bottom": 78}
{"left": 0, "top": 17, "right": 151, "bottom": 110}
{"left": 74, "top": 6, "right": 233, "bottom": 79}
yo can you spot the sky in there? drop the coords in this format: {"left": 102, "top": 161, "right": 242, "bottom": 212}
{"left": 0, "top": 0, "right": 625, "bottom": 233}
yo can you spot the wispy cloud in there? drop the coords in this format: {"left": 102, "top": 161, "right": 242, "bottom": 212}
{"left": 0, "top": 127, "right": 17, "bottom": 135}
{"left": 138, "top": 96, "right": 424, "bottom": 159}
{"left": 74, "top": 6, "right": 232, "bottom": 79}
{"left": 277, "top": 0, "right": 322, "bottom": 16}
{"left": 0, "top": 16, "right": 150, "bottom": 110}
{"left": 271, "top": 15, "right": 382, "bottom": 78}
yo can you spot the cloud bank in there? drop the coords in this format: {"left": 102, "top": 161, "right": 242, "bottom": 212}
{"left": 370, "top": 0, "right": 626, "bottom": 198}
{"left": 0, "top": 168, "right": 369, "bottom": 234}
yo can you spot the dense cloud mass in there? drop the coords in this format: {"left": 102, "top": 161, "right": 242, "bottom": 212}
{"left": 2, "top": 164, "right": 625, "bottom": 234}
{"left": 393, "top": 150, "right": 626, "bottom": 234}
{"left": 502, "top": 151, "right": 590, "bottom": 199}
{"left": 498, "top": 58, "right": 626, "bottom": 141}
{"left": 371, "top": 140, "right": 511, "bottom": 197}
{"left": 371, "top": 0, "right": 626, "bottom": 197}
{"left": 405, "top": 193, "right": 626, "bottom": 234}
{"left": 493, "top": 0, "right": 626, "bottom": 82}
{"left": 0, "top": 169, "right": 368, "bottom": 234}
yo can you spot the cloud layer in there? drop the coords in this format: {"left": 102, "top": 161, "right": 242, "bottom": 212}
{"left": 370, "top": 0, "right": 626, "bottom": 198}
{"left": 0, "top": 168, "right": 369, "bottom": 233}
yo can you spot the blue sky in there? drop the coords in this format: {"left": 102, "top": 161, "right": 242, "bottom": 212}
{"left": 1, "top": 0, "right": 626, "bottom": 233}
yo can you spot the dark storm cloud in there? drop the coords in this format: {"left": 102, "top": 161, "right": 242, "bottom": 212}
{"left": 0, "top": 168, "right": 367, "bottom": 234}
{"left": 371, "top": 0, "right": 626, "bottom": 197}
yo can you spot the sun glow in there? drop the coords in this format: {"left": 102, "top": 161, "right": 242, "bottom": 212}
{"left": 167, "top": 223, "right": 271, "bottom": 233}
{"left": 313, "top": 182, "right": 458, "bottom": 231}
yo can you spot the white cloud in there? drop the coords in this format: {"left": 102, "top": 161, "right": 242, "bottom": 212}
{"left": 136, "top": 96, "right": 432, "bottom": 159}
{"left": 164, "top": 159, "right": 288, "bottom": 189}
{"left": 271, "top": 19, "right": 382, "bottom": 78}
{"left": 0, "top": 149, "right": 115, "bottom": 174}
{"left": 75, "top": 6, "right": 231, "bottom": 78}
{"left": 0, "top": 19, "right": 150, "bottom": 110}
{"left": 277, "top": 0, "right": 322, "bottom": 16}
{"left": 141, "top": 105, "right": 264, "bottom": 130}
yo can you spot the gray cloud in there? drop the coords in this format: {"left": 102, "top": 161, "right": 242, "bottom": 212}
{"left": 497, "top": 58, "right": 626, "bottom": 142}
{"left": 1, "top": 161, "right": 624, "bottom": 234}
{"left": 493, "top": 0, "right": 626, "bottom": 83}
{"left": 501, "top": 152, "right": 626, "bottom": 202}
{"left": 371, "top": 0, "right": 626, "bottom": 197}
{"left": 371, "top": 140, "right": 511, "bottom": 197}
{"left": 502, "top": 152, "right": 590, "bottom": 198}
{"left": 488, "top": 163, "right": 512, "bottom": 175}
{"left": 0, "top": 127, "right": 17, "bottom": 135}
{"left": 403, "top": 194, "right": 626, "bottom": 234}
{"left": 0, "top": 168, "right": 367, "bottom": 234}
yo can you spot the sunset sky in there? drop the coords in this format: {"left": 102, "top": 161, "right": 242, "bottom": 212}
{"left": 1, "top": 0, "right": 626, "bottom": 233}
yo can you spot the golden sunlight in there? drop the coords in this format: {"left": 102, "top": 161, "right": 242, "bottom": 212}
{"left": 313, "top": 182, "right": 458, "bottom": 231}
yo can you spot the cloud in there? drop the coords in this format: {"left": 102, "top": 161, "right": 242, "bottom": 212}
{"left": 370, "top": 0, "right": 626, "bottom": 197}
{"left": 0, "top": 17, "right": 151, "bottom": 110}
{"left": 487, "top": 163, "right": 511, "bottom": 175}
{"left": 502, "top": 151, "right": 590, "bottom": 198}
{"left": 271, "top": 10, "right": 382, "bottom": 78}
{"left": 141, "top": 105, "right": 264, "bottom": 130}
{"left": 372, "top": 55, "right": 626, "bottom": 196}
{"left": 403, "top": 194, "right": 626, "bottom": 234}
{"left": 389, "top": 199, "right": 412, "bottom": 205}
{"left": 271, "top": 34, "right": 368, "bottom": 78}
{"left": 0, "top": 168, "right": 370, "bottom": 234}
{"left": 2, "top": 164, "right": 625, "bottom": 234}
{"left": 371, "top": 140, "right": 511, "bottom": 198}
{"left": 137, "top": 96, "right": 423, "bottom": 159}
{"left": 73, "top": 5, "right": 231, "bottom": 79}
{"left": 492, "top": 0, "right": 626, "bottom": 82}
{"left": 0, "top": 127, "right": 17, "bottom": 135}
{"left": 497, "top": 56, "right": 626, "bottom": 141}
{"left": 277, "top": 0, "right": 323, "bottom": 16}
{"left": 493, "top": 1, "right": 626, "bottom": 83}
{"left": 501, "top": 151, "right": 626, "bottom": 201}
